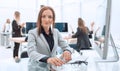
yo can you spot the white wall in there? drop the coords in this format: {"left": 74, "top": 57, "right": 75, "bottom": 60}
{"left": 0, "top": 0, "right": 37, "bottom": 31}
{"left": 111, "top": 0, "right": 120, "bottom": 39}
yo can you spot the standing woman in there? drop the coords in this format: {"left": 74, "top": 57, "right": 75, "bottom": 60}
{"left": 72, "top": 18, "right": 93, "bottom": 52}
{"left": 12, "top": 11, "right": 25, "bottom": 62}
{"left": 27, "top": 6, "right": 73, "bottom": 71}
{"left": 3, "top": 18, "right": 11, "bottom": 33}
{"left": 2, "top": 18, "right": 12, "bottom": 48}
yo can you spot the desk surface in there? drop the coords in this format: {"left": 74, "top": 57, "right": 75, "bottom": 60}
{"left": 0, "top": 45, "right": 120, "bottom": 71}
{"left": 66, "top": 38, "right": 77, "bottom": 44}
{"left": 9, "top": 37, "right": 26, "bottom": 43}
{"left": 9, "top": 37, "right": 77, "bottom": 44}
{"left": 0, "top": 58, "right": 29, "bottom": 71}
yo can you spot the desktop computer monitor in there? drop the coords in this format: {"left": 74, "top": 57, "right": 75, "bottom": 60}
{"left": 23, "top": 22, "right": 68, "bottom": 34}
{"left": 94, "top": 0, "right": 119, "bottom": 62}
{"left": 25, "top": 22, "right": 36, "bottom": 34}
{"left": 54, "top": 22, "right": 68, "bottom": 32}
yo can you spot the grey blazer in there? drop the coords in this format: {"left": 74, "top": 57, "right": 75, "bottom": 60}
{"left": 27, "top": 28, "right": 73, "bottom": 71}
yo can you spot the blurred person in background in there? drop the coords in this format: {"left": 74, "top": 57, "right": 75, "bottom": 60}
{"left": 12, "top": 11, "right": 25, "bottom": 63}
{"left": 71, "top": 18, "right": 94, "bottom": 52}
{"left": 65, "top": 18, "right": 94, "bottom": 52}
{"left": 2, "top": 18, "right": 12, "bottom": 48}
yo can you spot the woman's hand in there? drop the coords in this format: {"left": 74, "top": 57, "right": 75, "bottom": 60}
{"left": 20, "top": 23, "right": 25, "bottom": 28}
{"left": 90, "top": 22, "right": 95, "bottom": 31}
{"left": 91, "top": 22, "right": 94, "bottom": 27}
{"left": 61, "top": 51, "right": 72, "bottom": 63}
{"left": 47, "top": 57, "right": 65, "bottom": 66}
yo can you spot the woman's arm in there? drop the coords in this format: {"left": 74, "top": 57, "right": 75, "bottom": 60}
{"left": 12, "top": 20, "right": 25, "bottom": 30}
{"left": 88, "top": 22, "right": 95, "bottom": 35}
{"left": 72, "top": 27, "right": 80, "bottom": 38}
{"left": 56, "top": 29, "right": 73, "bottom": 62}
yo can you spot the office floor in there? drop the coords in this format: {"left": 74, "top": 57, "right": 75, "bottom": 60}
{"left": 0, "top": 46, "right": 28, "bottom": 71}
{"left": 0, "top": 45, "right": 120, "bottom": 71}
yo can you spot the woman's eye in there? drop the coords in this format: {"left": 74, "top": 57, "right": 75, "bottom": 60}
{"left": 42, "top": 15, "right": 53, "bottom": 19}
{"left": 42, "top": 15, "right": 46, "bottom": 18}
{"left": 48, "top": 16, "right": 53, "bottom": 19}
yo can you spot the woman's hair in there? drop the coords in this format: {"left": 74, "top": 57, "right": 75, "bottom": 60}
{"left": 78, "top": 18, "right": 87, "bottom": 34}
{"left": 14, "top": 11, "right": 20, "bottom": 19}
{"left": 37, "top": 6, "right": 55, "bottom": 35}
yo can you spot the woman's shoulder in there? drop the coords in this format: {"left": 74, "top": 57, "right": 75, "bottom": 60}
{"left": 52, "top": 28, "right": 60, "bottom": 34}
{"left": 28, "top": 28, "right": 37, "bottom": 34}
{"left": 53, "top": 28, "right": 59, "bottom": 32}
{"left": 12, "top": 20, "right": 17, "bottom": 24}
{"left": 77, "top": 27, "right": 81, "bottom": 31}
{"left": 53, "top": 28, "right": 62, "bottom": 33}
{"left": 12, "top": 20, "right": 16, "bottom": 22}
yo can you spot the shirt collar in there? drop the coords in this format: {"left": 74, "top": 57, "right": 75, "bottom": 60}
{"left": 41, "top": 26, "right": 53, "bottom": 35}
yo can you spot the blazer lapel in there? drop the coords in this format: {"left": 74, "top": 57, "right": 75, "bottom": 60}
{"left": 40, "top": 34, "right": 51, "bottom": 52}
{"left": 51, "top": 30, "right": 56, "bottom": 54}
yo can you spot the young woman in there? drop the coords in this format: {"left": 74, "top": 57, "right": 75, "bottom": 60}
{"left": 71, "top": 18, "right": 94, "bottom": 52}
{"left": 27, "top": 6, "right": 73, "bottom": 71}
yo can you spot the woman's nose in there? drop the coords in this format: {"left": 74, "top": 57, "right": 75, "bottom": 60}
{"left": 43, "top": 16, "right": 49, "bottom": 21}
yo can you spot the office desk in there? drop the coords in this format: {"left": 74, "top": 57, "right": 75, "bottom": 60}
{"left": 9, "top": 37, "right": 28, "bottom": 58}
{"left": 8, "top": 37, "right": 120, "bottom": 71}
{"left": 9, "top": 37, "right": 77, "bottom": 58}
{"left": 9, "top": 37, "right": 26, "bottom": 43}
{"left": 66, "top": 38, "right": 77, "bottom": 44}
{"left": 0, "top": 58, "right": 29, "bottom": 71}
{"left": 9, "top": 37, "right": 77, "bottom": 44}
{"left": 0, "top": 32, "right": 11, "bottom": 46}
{"left": 0, "top": 44, "right": 119, "bottom": 71}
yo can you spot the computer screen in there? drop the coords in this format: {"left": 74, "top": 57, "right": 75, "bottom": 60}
{"left": 94, "top": 0, "right": 119, "bottom": 62}
{"left": 24, "top": 22, "right": 68, "bottom": 34}
{"left": 54, "top": 22, "right": 68, "bottom": 32}
{"left": 26, "top": 22, "right": 36, "bottom": 33}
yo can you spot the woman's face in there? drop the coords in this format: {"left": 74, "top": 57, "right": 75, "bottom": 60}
{"left": 15, "top": 15, "right": 20, "bottom": 22}
{"left": 41, "top": 9, "right": 53, "bottom": 29}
